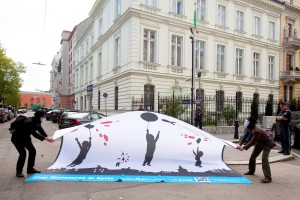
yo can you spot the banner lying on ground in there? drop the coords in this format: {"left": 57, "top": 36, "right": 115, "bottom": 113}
{"left": 26, "top": 111, "right": 251, "bottom": 184}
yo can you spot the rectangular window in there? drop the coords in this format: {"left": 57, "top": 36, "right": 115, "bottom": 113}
{"left": 173, "top": 0, "right": 183, "bottom": 15}
{"left": 236, "top": 10, "right": 244, "bottom": 31}
{"left": 80, "top": 68, "right": 84, "bottom": 86}
{"left": 253, "top": 52, "right": 260, "bottom": 77}
{"left": 143, "top": 29, "right": 156, "bottom": 63}
{"left": 115, "top": 37, "right": 120, "bottom": 67}
{"left": 145, "top": 0, "right": 156, "bottom": 7}
{"left": 269, "top": 56, "right": 275, "bottom": 79}
{"left": 85, "top": 67, "right": 88, "bottom": 84}
{"left": 269, "top": 21, "right": 275, "bottom": 40}
{"left": 90, "top": 63, "right": 93, "bottom": 82}
{"left": 195, "top": 40, "right": 206, "bottom": 69}
{"left": 218, "top": 5, "right": 226, "bottom": 26}
{"left": 236, "top": 49, "right": 243, "bottom": 74}
{"left": 98, "top": 52, "right": 102, "bottom": 76}
{"left": 254, "top": 16, "right": 261, "bottom": 35}
{"left": 116, "top": 0, "right": 121, "bottom": 17}
{"left": 197, "top": 0, "right": 206, "bottom": 21}
{"left": 98, "top": 18, "right": 102, "bottom": 36}
{"left": 171, "top": 35, "right": 183, "bottom": 66}
{"left": 217, "top": 44, "right": 225, "bottom": 72}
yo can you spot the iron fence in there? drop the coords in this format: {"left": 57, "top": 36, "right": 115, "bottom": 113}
{"left": 157, "top": 93, "right": 280, "bottom": 126}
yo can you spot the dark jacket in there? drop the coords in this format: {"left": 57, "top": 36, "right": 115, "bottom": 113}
{"left": 239, "top": 126, "right": 275, "bottom": 150}
{"left": 11, "top": 116, "right": 47, "bottom": 142}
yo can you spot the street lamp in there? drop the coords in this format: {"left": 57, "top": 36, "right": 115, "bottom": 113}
{"left": 189, "top": 28, "right": 195, "bottom": 125}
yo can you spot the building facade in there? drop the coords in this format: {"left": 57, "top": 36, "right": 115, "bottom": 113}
{"left": 61, "top": 0, "right": 284, "bottom": 112}
{"left": 20, "top": 91, "right": 52, "bottom": 108}
{"left": 279, "top": 0, "right": 300, "bottom": 102}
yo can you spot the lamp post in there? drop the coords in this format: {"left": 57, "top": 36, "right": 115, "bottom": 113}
{"left": 189, "top": 28, "right": 195, "bottom": 125}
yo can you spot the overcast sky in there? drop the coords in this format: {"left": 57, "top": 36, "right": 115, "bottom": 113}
{"left": 0, "top": 0, "right": 96, "bottom": 92}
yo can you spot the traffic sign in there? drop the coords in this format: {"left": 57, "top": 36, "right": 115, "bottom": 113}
{"left": 87, "top": 84, "right": 93, "bottom": 93}
{"left": 103, "top": 92, "right": 108, "bottom": 98}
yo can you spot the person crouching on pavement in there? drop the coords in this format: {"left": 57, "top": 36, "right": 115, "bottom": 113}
{"left": 236, "top": 116, "right": 276, "bottom": 183}
{"left": 11, "top": 109, "right": 54, "bottom": 178}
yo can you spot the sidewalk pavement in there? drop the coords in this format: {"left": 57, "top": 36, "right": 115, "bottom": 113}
{"left": 212, "top": 132, "right": 294, "bottom": 165}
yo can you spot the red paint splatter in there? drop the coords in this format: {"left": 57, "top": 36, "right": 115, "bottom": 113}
{"left": 104, "top": 142, "right": 107, "bottom": 146}
{"left": 101, "top": 121, "right": 113, "bottom": 124}
{"left": 187, "top": 142, "right": 192, "bottom": 145}
{"left": 71, "top": 129, "right": 78, "bottom": 132}
{"left": 189, "top": 136, "right": 195, "bottom": 139}
{"left": 104, "top": 134, "right": 108, "bottom": 141}
{"left": 96, "top": 129, "right": 99, "bottom": 132}
{"left": 104, "top": 125, "right": 110, "bottom": 127}
{"left": 99, "top": 134, "right": 102, "bottom": 137}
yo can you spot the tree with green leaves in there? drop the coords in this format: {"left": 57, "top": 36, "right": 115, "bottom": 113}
{"left": 0, "top": 44, "right": 25, "bottom": 107}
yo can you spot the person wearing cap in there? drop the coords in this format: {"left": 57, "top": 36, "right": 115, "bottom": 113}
{"left": 194, "top": 104, "right": 203, "bottom": 129}
{"left": 11, "top": 109, "right": 54, "bottom": 178}
{"left": 276, "top": 102, "right": 291, "bottom": 155}
{"left": 237, "top": 116, "right": 276, "bottom": 183}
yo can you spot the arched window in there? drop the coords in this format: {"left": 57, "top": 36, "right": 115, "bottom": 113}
{"left": 144, "top": 84, "right": 155, "bottom": 111}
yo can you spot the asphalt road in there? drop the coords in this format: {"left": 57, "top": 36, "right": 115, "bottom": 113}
{"left": 1, "top": 112, "right": 300, "bottom": 200}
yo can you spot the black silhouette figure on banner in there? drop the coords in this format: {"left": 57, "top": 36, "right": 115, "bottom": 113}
{"left": 143, "top": 129, "right": 160, "bottom": 166}
{"left": 140, "top": 112, "right": 160, "bottom": 166}
{"left": 193, "top": 147, "right": 203, "bottom": 167}
{"left": 67, "top": 137, "right": 92, "bottom": 167}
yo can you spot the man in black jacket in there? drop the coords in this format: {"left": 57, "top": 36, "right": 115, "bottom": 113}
{"left": 11, "top": 110, "right": 54, "bottom": 177}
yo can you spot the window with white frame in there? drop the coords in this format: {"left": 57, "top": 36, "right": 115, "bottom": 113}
{"left": 236, "top": 48, "right": 243, "bottom": 74}
{"left": 269, "top": 21, "right": 275, "bottom": 40}
{"left": 76, "top": 73, "right": 79, "bottom": 88}
{"left": 85, "top": 67, "right": 88, "bottom": 84}
{"left": 98, "top": 52, "right": 102, "bottom": 76}
{"left": 195, "top": 40, "right": 206, "bottom": 69}
{"left": 171, "top": 35, "right": 183, "bottom": 66}
{"left": 98, "top": 18, "right": 102, "bottom": 36}
{"left": 253, "top": 52, "right": 260, "bottom": 77}
{"left": 116, "top": 0, "right": 121, "bottom": 18}
{"left": 218, "top": 4, "right": 226, "bottom": 26}
{"left": 269, "top": 56, "right": 275, "bottom": 79}
{"left": 90, "top": 63, "right": 93, "bottom": 82}
{"left": 253, "top": 16, "right": 261, "bottom": 35}
{"left": 115, "top": 37, "right": 120, "bottom": 67}
{"left": 217, "top": 44, "right": 225, "bottom": 72}
{"left": 80, "top": 68, "right": 84, "bottom": 86}
{"left": 143, "top": 29, "right": 156, "bottom": 63}
{"left": 173, "top": 0, "right": 183, "bottom": 15}
{"left": 236, "top": 10, "right": 244, "bottom": 31}
{"left": 86, "top": 39, "right": 89, "bottom": 54}
{"left": 145, "top": 0, "right": 156, "bottom": 7}
{"left": 197, "top": 0, "right": 206, "bottom": 21}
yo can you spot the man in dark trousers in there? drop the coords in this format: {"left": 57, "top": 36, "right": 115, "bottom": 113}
{"left": 194, "top": 104, "right": 203, "bottom": 129}
{"left": 276, "top": 102, "right": 291, "bottom": 155}
{"left": 237, "top": 116, "right": 276, "bottom": 183}
{"left": 11, "top": 110, "right": 54, "bottom": 177}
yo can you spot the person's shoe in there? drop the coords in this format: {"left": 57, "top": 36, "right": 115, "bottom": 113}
{"left": 278, "top": 150, "right": 284, "bottom": 153}
{"left": 16, "top": 172, "right": 24, "bottom": 178}
{"left": 244, "top": 171, "right": 254, "bottom": 175}
{"left": 260, "top": 178, "right": 272, "bottom": 183}
{"left": 27, "top": 168, "right": 41, "bottom": 174}
{"left": 283, "top": 152, "right": 290, "bottom": 155}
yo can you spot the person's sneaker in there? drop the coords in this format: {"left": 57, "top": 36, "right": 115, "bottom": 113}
{"left": 260, "top": 178, "right": 272, "bottom": 183}
{"left": 16, "top": 173, "right": 24, "bottom": 178}
{"left": 27, "top": 168, "right": 41, "bottom": 174}
{"left": 278, "top": 150, "right": 284, "bottom": 153}
{"left": 283, "top": 152, "right": 290, "bottom": 155}
{"left": 244, "top": 171, "right": 254, "bottom": 175}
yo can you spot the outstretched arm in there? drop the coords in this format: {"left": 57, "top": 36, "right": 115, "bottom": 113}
{"left": 155, "top": 131, "right": 160, "bottom": 142}
{"left": 75, "top": 138, "right": 82, "bottom": 149}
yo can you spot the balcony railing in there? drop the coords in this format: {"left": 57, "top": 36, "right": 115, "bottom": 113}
{"left": 280, "top": 70, "right": 300, "bottom": 83}
{"left": 284, "top": 36, "right": 300, "bottom": 51}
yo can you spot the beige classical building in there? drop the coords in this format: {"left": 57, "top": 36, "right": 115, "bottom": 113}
{"left": 279, "top": 0, "right": 300, "bottom": 102}
{"left": 54, "top": 0, "right": 285, "bottom": 112}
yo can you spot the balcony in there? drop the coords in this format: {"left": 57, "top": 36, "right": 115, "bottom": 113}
{"left": 284, "top": 36, "right": 300, "bottom": 51}
{"left": 280, "top": 70, "right": 300, "bottom": 84}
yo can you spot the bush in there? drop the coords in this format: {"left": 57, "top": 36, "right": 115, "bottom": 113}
{"left": 222, "top": 106, "right": 235, "bottom": 126}
{"left": 164, "top": 100, "right": 186, "bottom": 119}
